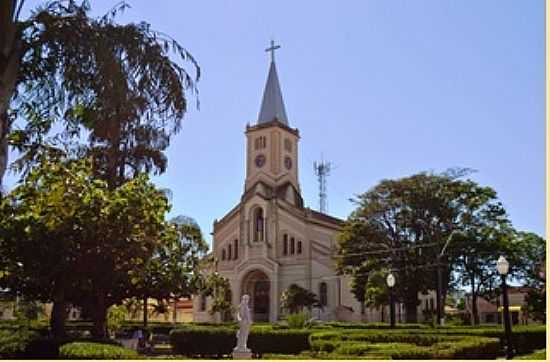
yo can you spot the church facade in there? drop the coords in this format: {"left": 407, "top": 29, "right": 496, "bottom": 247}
{"left": 192, "top": 47, "right": 392, "bottom": 323}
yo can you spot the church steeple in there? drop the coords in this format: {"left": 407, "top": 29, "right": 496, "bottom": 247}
{"left": 257, "top": 40, "right": 288, "bottom": 125}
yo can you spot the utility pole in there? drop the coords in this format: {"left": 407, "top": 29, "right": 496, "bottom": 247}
{"left": 436, "top": 230, "right": 459, "bottom": 326}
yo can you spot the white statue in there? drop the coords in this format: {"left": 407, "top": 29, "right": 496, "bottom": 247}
{"left": 234, "top": 294, "right": 252, "bottom": 352}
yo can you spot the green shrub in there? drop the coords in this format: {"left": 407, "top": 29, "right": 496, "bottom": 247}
{"left": 286, "top": 312, "right": 308, "bottom": 329}
{"left": 515, "top": 349, "right": 546, "bottom": 360}
{"left": 24, "top": 337, "right": 121, "bottom": 359}
{"left": 509, "top": 326, "right": 547, "bottom": 354}
{"left": 107, "top": 305, "right": 127, "bottom": 337}
{"left": 309, "top": 329, "right": 500, "bottom": 359}
{"left": 0, "top": 328, "right": 38, "bottom": 358}
{"left": 431, "top": 337, "right": 500, "bottom": 359}
{"left": 249, "top": 328, "right": 311, "bottom": 356}
{"left": 324, "top": 321, "right": 426, "bottom": 329}
{"left": 59, "top": 342, "right": 138, "bottom": 359}
{"left": 169, "top": 325, "right": 312, "bottom": 357}
{"left": 334, "top": 342, "right": 372, "bottom": 356}
{"left": 416, "top": 324, "right": 546, "bottom": 354}
{"left": 169, "top": 326, "right": 235, "bottom": 357}
{"left": 309, "top": 339, "right": 338, "bottom": 353}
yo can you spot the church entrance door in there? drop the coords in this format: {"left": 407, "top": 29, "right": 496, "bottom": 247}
{"left": 242, "top": 270, "right": 270, "bottom": 322}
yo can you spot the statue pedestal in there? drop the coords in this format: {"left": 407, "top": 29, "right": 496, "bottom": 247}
{"left": 232, "top": 350, "right": 253, "bottom": 359}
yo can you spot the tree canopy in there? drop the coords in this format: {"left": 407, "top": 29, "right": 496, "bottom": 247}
{"left": 336, "top": 170, "right": 516, "bottom": 323}
{"left": 0, "top": 156, "right": 206, "bottom": 337}
{"left": 2, "top": 0, "right": 199, "bottom": 188}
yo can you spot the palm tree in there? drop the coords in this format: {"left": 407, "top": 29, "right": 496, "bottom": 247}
{"left": 1, "top": 0, "right": 200, "bottom": 189}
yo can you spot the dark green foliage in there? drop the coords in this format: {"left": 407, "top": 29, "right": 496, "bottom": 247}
{"left": 59, "top": 342, "right": 138, "bottom": 359}
{"left": 409, "top": 324, "right": 546, "bottom": 354}
{"left": 280, "top": 284, "right": 319, "bottom": 313}
{"left": 515, "top": 349, "right": 546, "bottom": 360}
{"left": 248, "top": 328, "right": 311, "bottom": 356}
{"left": 0, "top": 157, "right": 207, "bottom": 338}
{"left": 24, "top": 337, "right": 121, "bottom": 359}
{"left": 323, "top": 321, "right": 426, "bottom": 329}
{"left": 0, "top": 328, "right": 38, "bottom": 358}
{"left": 169, "top": 326, "right": 235, "bottom": 357}
{"left": 169, "top": 325, "right": 312, "bottom": 357}
{"left": 309, "top": 339, "right": 338, "bottom": 353}
{"left": 333, "top": 342, "right": 373, "bottom": 356}
{"left": 336, "top": 170, "right": 513, "bottom": 324}
{"left": 286, "top": 312, "right": 308, "bottom": 329}
{"left": 309, "top": 329, "right": 501, "bottom": 359}
{"left": 199, "top": 271, "right": 233, "bottom": 317}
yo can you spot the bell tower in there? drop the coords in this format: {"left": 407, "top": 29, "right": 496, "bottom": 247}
{"left": 244, "top": 41, "right": 300, "bottom": 194}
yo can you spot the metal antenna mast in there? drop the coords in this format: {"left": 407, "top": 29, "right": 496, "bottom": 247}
{"left": 314, "top": 156, "right": 332, "bottom": 214}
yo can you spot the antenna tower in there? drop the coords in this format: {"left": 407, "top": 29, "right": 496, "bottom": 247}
{"left": 314, "top": 157, "right": 332, "bottom": 214}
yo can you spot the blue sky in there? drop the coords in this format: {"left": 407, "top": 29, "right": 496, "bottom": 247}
{"left": 10, "top": 0, "right": 545, "bottom": 246}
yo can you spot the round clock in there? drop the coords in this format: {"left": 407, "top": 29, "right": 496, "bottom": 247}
{"left": 255, "top": 154, "right": 266, "bottom": 168}
{"left": 284, "top": 156, "right": 292, "bottom": 170}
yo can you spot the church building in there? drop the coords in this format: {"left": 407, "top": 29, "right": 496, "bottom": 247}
{"left": 192, "top": 44, "right": 387, "bottom": 323}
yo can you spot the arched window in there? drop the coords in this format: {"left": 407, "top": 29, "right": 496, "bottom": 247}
{"left": 234, "top": 239, "right": 238, "bottom": 259}
{"left": 290, "top": 237, "right": 295, "bottom": 254}
{"left": 222, "top": 249, "right": 226, "bottom": 261}
{"left": 319, "top": 282, "right": 328, "bottom": 307}
{"left": 297, "top": 241, "right": 302, "bottom": 254}
{"left": 255, "top": 136, "right": 267, "bottom": 150}
{"left": 228, "top": 244, "right": 232, "bottom": 260}
{"left": 283, "top": 234, "right": 288, "bottom": 255}
{"left": 254, "top": 208, "right": 264, "bottom": 242}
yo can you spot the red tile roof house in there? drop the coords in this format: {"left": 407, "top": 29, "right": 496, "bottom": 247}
{"left": 465, "top": 287, "right": 537, "bottom": 325}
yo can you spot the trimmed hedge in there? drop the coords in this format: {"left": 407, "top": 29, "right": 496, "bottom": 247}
{"left": 309, "top": 329, "right": 501, "bottom": 359}
{"left": 169, "top": 325, "right": 311, "bottom": 357}
{"left": 59, "top": 342, "right": 138, "bottom": 359}
{"left": 515, "top": 349, "right": 546, "bottom": 360}
{"left": 24, "top": 337, "right": 121, "bottom": 359}
{"left": 324, "top": 321, "right": 427, "bottom": 330}
{"left": 170, "top": 326, "right": 235, "bottom": 357}
{"left": 411, "top": 324, "right": 546, "bottom": 354}
{"left": 0, "top": 328, "right": 38, "bottom": 358}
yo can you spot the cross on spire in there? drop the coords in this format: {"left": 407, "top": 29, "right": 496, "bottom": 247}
{"left": 265, "top": 39, "right": 281, "bottom": 63}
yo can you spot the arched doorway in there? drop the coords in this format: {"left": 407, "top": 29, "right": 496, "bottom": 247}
{"left": 241, "top": 270, "right": 270, "bottom": 322}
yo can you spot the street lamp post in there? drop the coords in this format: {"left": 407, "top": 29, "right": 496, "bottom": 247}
{"left": 497, "top": 256, "right": 513, "bottom": 359}
{"left": 386, "top": 273, "right": 396, "bottom": 328}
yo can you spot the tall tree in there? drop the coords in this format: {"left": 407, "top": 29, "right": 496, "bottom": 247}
{"left": 130, "top": 219, "right": 208, "bottom": 327}
{"left": 2, "top": 0, "right": 199, "bottom": 188}
{"left": 0, "top": 0, "right": 24, "bottom": 188}
{"left": 0, "top": 155, "right": 97, "bottom": 336}
{"left": 0, "top": 156, "right": 195, "bottom": 337}
{"left": 337, "top": 170, "right": 509, "bottom": 323}
{"left": 448, "top": 179, "right": 514, "bottom": 325}
{"left": 363, "top": 269, "right": 392, "bottom": 322}
{"left": 349, "top": 269, "right": 368, "bottom": 317}
{"left": 514, "top": 232, "right": 545, "bottom": 322}
{"left": 201, "top": 272, "right": 233, "bottom": 321}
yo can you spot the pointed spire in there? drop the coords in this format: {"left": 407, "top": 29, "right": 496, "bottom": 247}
{"left": 257, "top": 40, "right": 288, "bottom": 125}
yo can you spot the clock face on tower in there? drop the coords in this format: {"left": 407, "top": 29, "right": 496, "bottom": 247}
{"left": 255, "top": 154, "right": 266, "bottom": 168}
{"left": 284, "top": 156, "right": 293, "bottom": 170}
